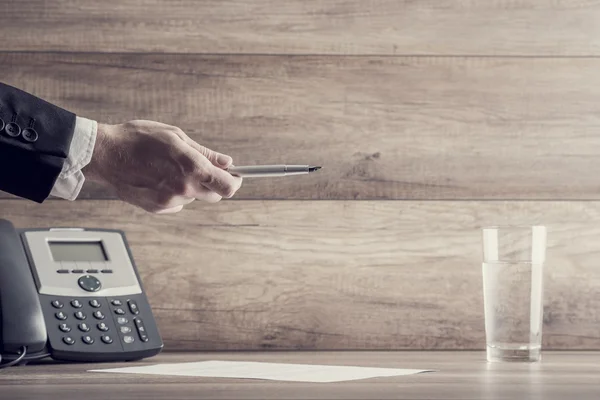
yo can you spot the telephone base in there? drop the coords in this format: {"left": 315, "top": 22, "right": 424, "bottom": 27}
{"left": 0, "top": 220, "right": 164, "bottom": 368}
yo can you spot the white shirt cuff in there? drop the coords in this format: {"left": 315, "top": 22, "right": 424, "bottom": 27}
{"left": 50, "top": 116, "right": 97, "bottom": 201}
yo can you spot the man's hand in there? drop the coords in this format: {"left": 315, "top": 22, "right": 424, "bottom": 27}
{"left": 82, "top": 120, "right": 243, "bottom": 213}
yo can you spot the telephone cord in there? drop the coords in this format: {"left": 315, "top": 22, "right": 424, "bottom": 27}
{"left": 0, "top": 346, "right": 27, "bottom": 369}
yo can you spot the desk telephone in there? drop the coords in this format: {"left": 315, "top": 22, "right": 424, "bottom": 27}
{"left": 0, "top": 219, "right": 163, "bottom": 368}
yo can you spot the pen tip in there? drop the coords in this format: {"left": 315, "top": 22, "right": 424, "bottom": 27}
{"left": 309, "top": 166, "right": 322, "bottom": 172}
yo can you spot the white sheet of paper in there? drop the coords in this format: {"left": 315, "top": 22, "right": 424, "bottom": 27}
{"left": 88, "top": 360, "right": 433, "bottom": 383}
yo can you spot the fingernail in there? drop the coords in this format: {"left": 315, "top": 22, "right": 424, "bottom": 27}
{"left": 217, "top": 154, "right": 232, "bottom": 167}
{"left": 156, "top": 205, "right": 184, "bottom": 214}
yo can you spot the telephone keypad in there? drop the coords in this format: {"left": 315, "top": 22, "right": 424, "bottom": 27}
{"left": 44, "top": 294, "right": 159, "bottom": 357}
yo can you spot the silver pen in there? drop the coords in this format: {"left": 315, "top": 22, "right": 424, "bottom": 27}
{"left": 227, "top": 164, "right": 322, "bottom": 178}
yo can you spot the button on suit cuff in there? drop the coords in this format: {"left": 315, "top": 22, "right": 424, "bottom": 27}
{"left": 50, "top": 116, "right": 98, "bottom": 201}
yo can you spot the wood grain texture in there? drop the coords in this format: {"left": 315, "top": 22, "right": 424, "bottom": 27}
{"left": 4, "top": 53, "right": 600, "bottom": 200}
{"left": 2, "top": 0, "right": 600, "bottom": 55}
{"left": 2, "top": 199, "right": 600, "bottom": 350}
{"left": 2, "top": 351, "right": 600, "bottom": 400}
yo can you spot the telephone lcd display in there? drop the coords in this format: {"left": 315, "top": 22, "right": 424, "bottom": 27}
{"left": 49, "top": 241, "right": 108, "bottom": 262}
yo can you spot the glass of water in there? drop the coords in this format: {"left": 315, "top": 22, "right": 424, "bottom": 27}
{"left": 481, "top": 225, "right": 546, "bottom": 362}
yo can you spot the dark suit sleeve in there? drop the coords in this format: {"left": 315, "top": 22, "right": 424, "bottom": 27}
{"left": 0, "top": 82, "right": 76, "bottom": 203}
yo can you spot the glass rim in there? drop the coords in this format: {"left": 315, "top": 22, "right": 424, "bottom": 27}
{"left": 482, "top": 225, "right": 546, "bottom": 230}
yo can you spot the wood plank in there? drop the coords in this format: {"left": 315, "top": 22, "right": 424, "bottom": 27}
{"left": 1, "top": 199, "right": 600, "bottom": 350}
{"left": 4, "top": 53, "right": 600, "bottom": 200}
{"left": 2, "top": 1, "right": 600, "bottom": 55}
{"left": 2, "top": 352, "right": 600, "bottom": 400}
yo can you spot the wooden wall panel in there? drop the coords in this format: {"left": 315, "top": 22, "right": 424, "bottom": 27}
{"left": 1, "top": 0, "right": 600, "bottom": 55}
{"left": 2, "top": 0, "right": 599, "bottom": 354}
{"left": 1, "top": 199, "right": 599, "bottom": 350}
{"left": 3, "top": 53, "right": 600, "bottom": 200}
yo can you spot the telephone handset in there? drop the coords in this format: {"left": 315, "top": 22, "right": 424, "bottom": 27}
{"left": 0, "top": 219, "right": 163, "bottom": 368}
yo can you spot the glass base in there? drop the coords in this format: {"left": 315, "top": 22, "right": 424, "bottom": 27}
{"left": 486, "top": 344, "right": 541, "bottom": 362}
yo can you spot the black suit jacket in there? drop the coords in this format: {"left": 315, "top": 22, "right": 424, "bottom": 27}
{"left": 0, "top": 82, "right": 76, "bottom": 203}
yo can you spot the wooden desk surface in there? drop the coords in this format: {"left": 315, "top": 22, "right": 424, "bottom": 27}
{"left": 1, "top": 351, "right": 598, "bottom": 400}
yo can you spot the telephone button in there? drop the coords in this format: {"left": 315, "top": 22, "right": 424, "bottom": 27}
{"left": 63, "top": 336, "right": 75, "bottom": 345}
{"left": 59, "top": 323, "right": 71, "bottom": 332}
{"left": 97, "top": 322, "right": 109, "bottom": 332}
{"left": 82, "top": 335, "right": 94, "bottom": 345}
{"left": 111, "top": 299, "right": 123, "bottom": 306}
{"left": 51, "top": 300, "right": 64, "bottom": 308}
{"left": 71, "top": 300, "right": 82, "bottom": 308}
{"left": 57, "top": 269, "right": 69, "bottom": 274}
{"left": 101, "top": 335, "right": 113, "bottom": 344}
{"left": 93, "top": 311, "right": 105, "bottom": 320}
{"left": 127, "top": 300, "right": 140, "bottom": 315}
{"left": 55, "top": 311, "right": 67, "bottom": 320}
{"left": 72, "top": 269, "right": 84, "bottom": 274}
{"left": 78, "top": 275, "right": 102, "bottom": 292}
{"left": 74, "top": 311, "right": 86, "bottom": 320}
{"left": 78, "top": 323, "right": 90, "bottom": 332}
{"left": 120, "top": 326, "right": 132, "bottom": 334}
{"left": 114, "top": 308, "right": 126, "bottom": 315}
{"left": 101, "top": 269, "right": 113, "bottom": 274}
{"left": 86, "top": 269, "right": 99, "bottom": 273}
{"left": 123, "top": 335, "right": 134, "bottom": 344}
{"left": 117, "top": 317, "right": 128, "bottom": 325}
{"left": 89, "top": 299, "right": 101, "bottom": 308}
{"left": 134, "top": 317, "right": 149, "bottom": 342}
